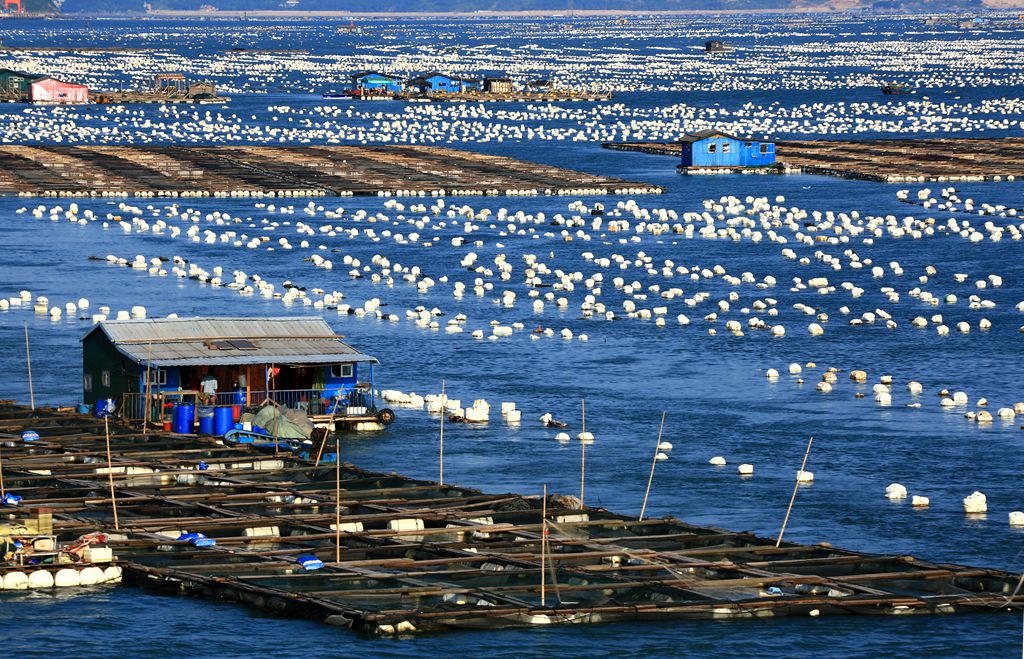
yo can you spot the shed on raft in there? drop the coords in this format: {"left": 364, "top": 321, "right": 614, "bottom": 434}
{"left": 482, "top": 77, "right": 513, "bottom": 94}
{"left": 81, "top": 317, "right": 390, "bottom": 430}
{"left": 679, "top": 129, "right": 776, "bottom": 169}
{"left": 0, "top": 68, "right": 88, "bottom": 103}
{"left": 407, "top": 72, "right": 480, "bottom": 94}
{"left": 349, "top": 71, "right": 404, "bottom": 94}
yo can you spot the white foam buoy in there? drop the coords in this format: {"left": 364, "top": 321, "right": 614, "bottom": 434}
{"left": 911, "top": 496, "right": 929, "bottom": 508}
{"left": 796, "top": 469, "right": 814, "bottom": 483}
{"left": 1009, "top": 511, "right": 1024, "bottom": 527}
{"left": 885, "top": 483, "right": 907, "bottom": 500}
{"left": 738, "top": 463, "right": 754, "bottom": 475}
{"left": 963, "top": 491, "right": 987, "bottom": 514}
{"left": 53, "top": 568, "right": 81, "bottom": 588}
{"left": 709, "top": 456, "right": 726, "bottom": 466}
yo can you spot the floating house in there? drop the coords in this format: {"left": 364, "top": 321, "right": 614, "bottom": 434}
{"left": 349, "top": 71, "right": 404, "bottom": 93}
{"left": 81, "top": 317, "right": 389, "bottom": 430}
{"left": 29, "top": 77, "right": 89, "bottom": 104}
{"left": 407, "top": 72, "right": 480, "bottom": 94}
{"left": 679, "top": 129, "right": 776, "bottom": 169}
{"left": 0, "top": 68, "right": 88, "bottom": 104}
{"left": 483, "top": 77, "right": 514, "bottom": 94}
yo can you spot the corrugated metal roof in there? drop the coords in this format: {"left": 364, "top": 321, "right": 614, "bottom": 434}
{"left": 83, "top": 317, "right": 378, "bottom": 367}
{"left": 680, "top": 129, "right": 746, "bottom": 143}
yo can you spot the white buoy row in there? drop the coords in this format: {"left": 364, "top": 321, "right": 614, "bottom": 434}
{"left": 0, "top": 564, "right": 122, "bottom": 590}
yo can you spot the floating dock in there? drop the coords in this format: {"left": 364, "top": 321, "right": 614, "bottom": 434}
{"left": 0, "top": 145, "right": 660, "bottom": 198}
{"left": 604, "top": 138, "right": 1024, "bottom": 182}
{"left": 2, "top": 403, "right": 1021, "bottom": 635}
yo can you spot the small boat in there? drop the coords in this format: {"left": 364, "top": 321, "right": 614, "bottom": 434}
{"left": 223, "top": 428, "right": 308, "bottom": 453}
{"left": 321, "top": 92, "right": 351, "bottom": 99}
{"left": 882, "top": 83, "right": 912, "bottom": 95}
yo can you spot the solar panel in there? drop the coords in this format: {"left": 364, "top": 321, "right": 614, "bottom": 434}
{"left": 229, "top": 340, "right": 257, "bottom": 350}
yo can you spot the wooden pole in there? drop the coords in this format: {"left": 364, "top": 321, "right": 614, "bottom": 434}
{"left": 24, "top": 321, "right": 34, "bottom": 411}
{"left": 439, "top": 380, "right": 445, "bottom": 487}
{"left": 142, "top": 340, "right": 153, "bottom": 434}
{"left": 335, "top": 432, "right": 341, "bottom": 563}
{"left": 639, "top": 412, "right": 667, "bottom": 522}
{"left": 314, "top": 395, "right": 340, "bottom": 467}
{"left": 104, "top": 415, "right": 120, "bottom": 530}
{"left": 541, "top": 483, "right": 547, "bottom": 607}
{"left": 0, "top": 443, "right": 5, "bottom": 499}
{"left": 776, "top": 436, "right": 814, "bottom": 548}
{"left": 579, "top": 399, "right": 585, "bottom": 509}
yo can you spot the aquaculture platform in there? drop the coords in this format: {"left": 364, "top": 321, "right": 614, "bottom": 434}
{"left": 2, "top": 403, "right": 1022, "bottom": 635}
{"left": 604, "top": 138, "right": 1024, "bottom": 182}
{"left": 377, "top": 91, "right": 612, "bottom": 103}
{"left": 0, "top": 145, "right": 659, "bottom": 198}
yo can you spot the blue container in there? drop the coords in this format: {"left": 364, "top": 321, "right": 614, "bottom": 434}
{"left": 173, "top": 404, "right": 196, "bottom": 434}
{"left": 197, "top": 405, "right": 215, "bottom": 435}
{"left": 213, "top": 406, "right": 234, "bottom": 436}
{"left": 76, "top": 403, "right": 91, "bottom": 414}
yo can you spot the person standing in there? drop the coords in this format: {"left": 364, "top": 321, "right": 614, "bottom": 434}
{"left": 199, "top": 370, "right": 218, "bottom": 404}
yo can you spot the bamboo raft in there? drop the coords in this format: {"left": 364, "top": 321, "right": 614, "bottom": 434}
{"left": 0, "top": 145, "right": 660, "bottom": 198}
{"left": 2, "top": 403, "right": 1021, "bottom": 635}
{"left": 603, "top": 138, "right": 1024, "bottom": 183}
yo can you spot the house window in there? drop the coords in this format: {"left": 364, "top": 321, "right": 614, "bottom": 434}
{"left": 744, "top": 141, "right": 752, "bottom": 147}
{"left": 707, "top": 143, "right": 717, "bottom": 153}
{"left": 760, "top": 144, "right": 770, "bottom": 154}
{"left": 146, "top": 369, "right": 167, "bottom": 386}
{"left": 84, "top": 373, "right": 93, "bottom": 392}
{"left": 722, "top": 143, "right": 731, "bottom": 153}
{"left": 331, "top": 364, "right": 354, "bottom": 379}
{"left": 101, "top": 370, "right": 111, "bottom": 388}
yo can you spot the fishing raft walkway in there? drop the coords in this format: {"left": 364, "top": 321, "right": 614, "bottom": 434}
{"left": 2, "top": 403, "right": 1021, "bottom": 636}
{"left": 0, "top": 145, "right": 660, "bottom": 198}
{"left": 604, "top": 138, "right": 1024, "bottom": 183}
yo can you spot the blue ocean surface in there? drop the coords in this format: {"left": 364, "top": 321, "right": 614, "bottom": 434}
{"left": 1, "top": 14, "right": 1023, "bottom": 657}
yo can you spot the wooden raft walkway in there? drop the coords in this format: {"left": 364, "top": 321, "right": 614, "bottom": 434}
{"left": 2, "top": 403, "right": 1021, "bottom": 636}
{"left": 0, "top": 145, "right": 660, "bottom": 198}
{"left": 603, "top": 138, "right": 1024, "bottom": 183}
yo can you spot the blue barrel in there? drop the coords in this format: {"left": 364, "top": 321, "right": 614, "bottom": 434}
{"left": 197, "top": 405, "right": 215, "bottom": 435}
{"left": 173, "top": 404, "right": 195, "bottom": 434}
{"left": 213, "top": 406, "right": 234, "bottom": 436}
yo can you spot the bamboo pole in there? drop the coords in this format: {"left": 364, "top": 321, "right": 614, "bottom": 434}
{"left": 579, "top": 399, "right": 585, "bottom": 509}
{"left": 335, "top": 432, "right": 341, "bottom": 563}
{"left": 0, "top": 443, "right": 5, "bottom": 499}
{"left": 540, "top": 482, "right": 548, "bottom": 605}
{"left": 776, "top": 436, "right": 813, "bottom": 548}
{"left": 639, "top": 412, "right": 667, "bottom": 522}
{"left": 439, "top": 380, "right": 445, "bottom": 487}
{"left": 142, "top": 340, "right": 153, "bottom": 434}
{"left": 24, "top": 321, "right": 34, "bottom": 411}
{"left": 104, "top": 415, "right": 120, "bottom": 530}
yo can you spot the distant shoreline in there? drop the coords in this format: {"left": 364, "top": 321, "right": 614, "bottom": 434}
{"left": 142, "top": 8, "right": 841, "bottom": 17}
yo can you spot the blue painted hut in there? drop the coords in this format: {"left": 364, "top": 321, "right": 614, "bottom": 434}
{"left": 680, "top": 130, "right": 776, "bottom": 168}
{"left": 407, "top": 72, "right": 479, "bottom": 94}
{"left": 349, "top": 71, "right": 404, "bottom": 93}
{"left": 81, "top": 317, "right": 388, "bottom": 428}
